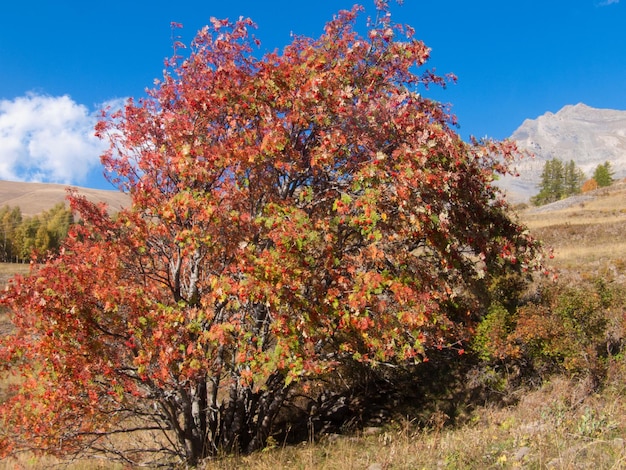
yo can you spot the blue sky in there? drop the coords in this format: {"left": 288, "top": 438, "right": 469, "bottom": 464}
{"left": 1, "top": 0, "right": 624, "bottom": 189}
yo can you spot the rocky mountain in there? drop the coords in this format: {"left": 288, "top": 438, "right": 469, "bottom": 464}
{"left": 0, "top": 180, "right": 129, "bottom": 216}
{"left": 496, "top": 103, "right": 626, "bottom": 203}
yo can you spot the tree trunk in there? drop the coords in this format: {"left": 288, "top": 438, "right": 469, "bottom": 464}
{"left": 245, "top": 372, "right": 289, "bottom": 453}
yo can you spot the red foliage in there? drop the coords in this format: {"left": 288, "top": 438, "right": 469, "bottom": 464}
{"left": 0, "top": 4, "right": 543, "bottom": 465}
{"left": 582, "top": 178, "right": 599, "bottom": 193}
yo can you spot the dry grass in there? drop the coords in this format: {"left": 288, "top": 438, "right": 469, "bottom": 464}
{"left": 199, "top": 369, "right": 626, "bottom": 470}
{"left": 522, "top": 185, "right": 626, "bottom": 234}
{"left": 0, "top": 179, "right": 129, "bottom": 216}
{"left": 520, "top": 184, "right": 626, "bottom": 277}
{"left": 6, "top": 374, "right": 625, "bottom": 469}
{"left": 0, "top": 455, "right": 122, "bottom": 470}
{"left": 0, "top": 262, "right": 30, "bottom": 279}
{"left": 205, "top": 373, "right": 626, "bottom": 469}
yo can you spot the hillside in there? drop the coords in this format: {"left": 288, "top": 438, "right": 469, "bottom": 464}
{"left": 520, "top": 181, "right": 626, "bottom": 280}
{"left": 497, "top": 103, "right": 626, "bottom": 203}
{"left": 0, "top": 180, "right": 129, "bottom": 216}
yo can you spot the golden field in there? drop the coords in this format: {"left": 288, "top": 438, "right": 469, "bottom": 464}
{"left": 0, "top": 180, "right": 129, "bottom": 217}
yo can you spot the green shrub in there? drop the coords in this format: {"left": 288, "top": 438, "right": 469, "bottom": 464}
{"left": 473, "top": 303, "right": 519, "bottom": 362}
{"left": 473, "top": 277, "right": 626, "bottom": 383}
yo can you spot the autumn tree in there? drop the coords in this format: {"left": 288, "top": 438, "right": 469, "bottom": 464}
{"left": 0, "top": 206, "right": 22, "bottom": 262}
{"left": 0, "top": 203, "right": 74, "bottom": 262}
{"left": 581, "top": 178, "right": 599, "bottom": 193}
{"left": 0, "top": 4, "right": 543, "bottom": 467}
{"left": 12, "top": 217, "right": 40, "bottom": 261}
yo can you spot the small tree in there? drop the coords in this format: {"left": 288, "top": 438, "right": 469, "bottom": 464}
{"left": 0, "top": 5, "right": 543, "bottom": 466}
{"left": 42, "top": 202, "right": 74, "bottom": 253}
{"left": 593, "top": 161, "right": 614, "bottom": 188}
{"left": 532, "top": 158, "right": 585, "bottom": 206}
{"left": 0, "top": 206, "right": 22, "bottom": 262}
{"left": 532, "top": 158, "right": 564, "bottom": 205}
{"left": 12, "top": 217, "right": 40, "bottom": 262}
{"left": 564, "top": 159, "right": 585, "bottom": 197}
{"left": 582, "top": 178, "right": 599, "bottom": 193}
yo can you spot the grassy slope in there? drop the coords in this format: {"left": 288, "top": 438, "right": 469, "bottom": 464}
{"left": 0, "top": 180, "right": 129, "bottom": 216}
{"left": 2, "top": 184, "right": 626, "bottom": 469}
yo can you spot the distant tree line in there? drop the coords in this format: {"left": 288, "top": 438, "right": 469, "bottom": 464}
{"left": 532, "top": 159, "right": 615, "bottom": 206}
{"left": 0, "top": 203, "right": 74, "bottom": 263}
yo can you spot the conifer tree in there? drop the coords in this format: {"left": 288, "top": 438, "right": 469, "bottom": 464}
{"left": 532, "top": 158, "right": 585, "bottom": 206}
{"left": 593, "top": 161, "right": 614, "bottom": 188}
{"left": 0, "top": 203, "right": 73, "bottom": 262}
{"left": 532, "top": 158, "right": 564, "bottom": 205}
{"left": 564, "top": 159, "right": 585, "bottom": 196}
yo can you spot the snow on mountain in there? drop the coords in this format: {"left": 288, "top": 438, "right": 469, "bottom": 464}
{"left": 496, "top": 103, "right": 626, "bottom": 203}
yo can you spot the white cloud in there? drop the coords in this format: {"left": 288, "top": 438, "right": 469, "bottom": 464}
{"left": 598, "top": 0, "right": 619, "bottom": 5}
{"left": 0, "top": 93, "right": 108, "bottom": 184}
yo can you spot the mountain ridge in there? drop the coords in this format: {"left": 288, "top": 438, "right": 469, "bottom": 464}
{"left": 497, "top": 103, "right": 626, "bottom": 203}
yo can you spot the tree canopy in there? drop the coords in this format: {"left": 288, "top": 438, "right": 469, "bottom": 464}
{"left": 0, "top": 4, "right": 543, "bottom": 466}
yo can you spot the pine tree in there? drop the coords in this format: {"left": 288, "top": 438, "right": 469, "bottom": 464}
{"left": 593, "top": 161, "right": 614, "bottom": 188}
{"left": 532, "top": 158, "right": 564, "bottom": 205}
{"left": 532, "top": 158, "right": 585, "bottom": 206}
{"left": 564, "top": 160, "right": 585, "bottom": 196}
